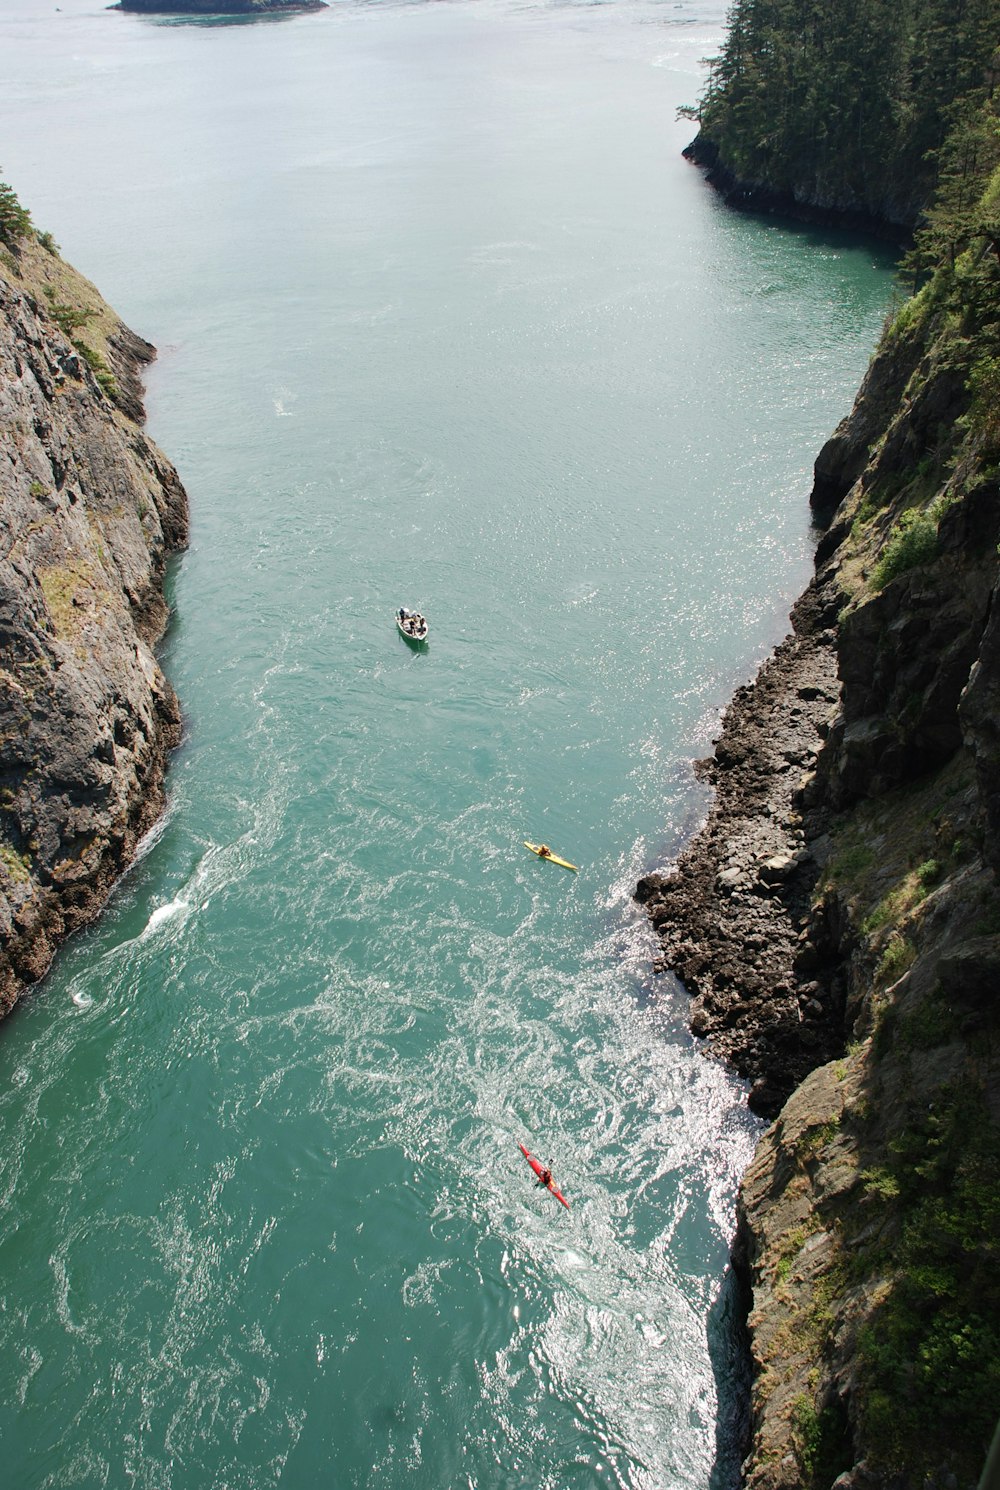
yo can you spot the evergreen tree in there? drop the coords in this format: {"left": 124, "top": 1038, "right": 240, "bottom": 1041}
{"left": 687, "top": 0, "right": 1000, "bottom": 229}
{"left": 0, "top": 177, "right": 31, "bottom": 248}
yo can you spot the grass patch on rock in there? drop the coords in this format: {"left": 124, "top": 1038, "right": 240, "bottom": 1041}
{"left": 38, "top": 558, "right": 100, "bottom": 641}
{"left": 1, "top": 231, "right": 121, "bottom": 390}
{"left": 874, "top": 932, "right": 917, "bottom": 987}
{"left": 824, "top": 833, "right": 876, "bottom": 888}
{"left": 0, "top": 840, "right": 31, "bottom": 884}
{"left": 871, "top": 507, "right": 939, "bottom": 590}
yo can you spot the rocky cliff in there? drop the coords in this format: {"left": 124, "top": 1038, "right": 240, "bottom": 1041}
{"left": 0, "top": 231, "right": 188, "bottom": 1016}
{"left": 640, "top": 149, "right": 1000, "bottom": 1490}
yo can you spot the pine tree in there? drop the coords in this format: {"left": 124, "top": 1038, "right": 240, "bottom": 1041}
{"left": 0, "top": 178, "right": 31, "bottom": 249}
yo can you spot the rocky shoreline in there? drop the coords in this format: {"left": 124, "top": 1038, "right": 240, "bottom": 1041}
{"left": 0, "top": 236, "right": 189, "bottom": 1016}
{"left": 636, "top": 576, "right": 845, "bottom": 1118}
{"left": 680, "top": 138, "right": 912, "bottom": 246}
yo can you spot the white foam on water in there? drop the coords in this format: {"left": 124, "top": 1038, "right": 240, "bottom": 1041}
{"left": 142, "top": 897, "right": 191, "bottom": 937}
{"left": 133, "top": 801, "right": 175, "bottom": 865}
{"left": 15, "top": 1347, "right": 42, "bottom": 1407}
{"left": 272, "top": 384, "right": 297, "bottom": 417}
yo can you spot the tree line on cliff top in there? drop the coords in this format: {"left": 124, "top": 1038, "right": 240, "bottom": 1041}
{"left": 687, "top": 0, "right": 1000, "bottom": 479}
{"left": 688, "top": 0, "right": 1000, "bottom": 230}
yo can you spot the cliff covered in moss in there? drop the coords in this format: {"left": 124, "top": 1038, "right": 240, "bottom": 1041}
{"left": 0, "top": 209, "right": 188, "bottom": 1015}
{"left": 640, "top": 11, "right": 1000, "bottom": 1489}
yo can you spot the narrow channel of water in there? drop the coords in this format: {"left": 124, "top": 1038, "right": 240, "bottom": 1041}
{"left": 0, "top": 2, "right": 894, "bottom": 1485}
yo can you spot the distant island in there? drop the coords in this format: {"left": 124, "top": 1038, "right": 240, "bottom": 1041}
{"left": 112, "top": 1, "right": 327, "bottom": 15}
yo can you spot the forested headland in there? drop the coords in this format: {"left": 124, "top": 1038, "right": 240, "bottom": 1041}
{"left": 684, "top": 0, "right": 1000, "bottom": 236}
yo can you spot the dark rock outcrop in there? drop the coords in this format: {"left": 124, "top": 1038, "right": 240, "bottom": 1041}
{"left": 0, "top": 238, "right": 188, "bottom": 1015}
{"left": 682, "top": 137, "right": 912, "bottom": 245}
{"left": 638, "top": 579, "right": 845, "bottom": 1118}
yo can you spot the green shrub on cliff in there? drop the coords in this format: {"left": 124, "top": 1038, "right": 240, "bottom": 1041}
{"left": 871, "top": 508, "right": 939, "bottom": 590}
{"left": 791, "top": 1395, "right": 852, "bottom": 1487}
{"left": 0, "top": 842, "right": 31, "bottom": 884}
{"left": 0, "top": 178, "right": 31, "bottom": 248}
{"left": 38, "top": 289, "right": 117, "bottom": 396}
{"left": 75, "top": 341, "right": 118, "bottom": 398}
{"left": 45, "top": 290, "right": 95, "bottom": 337}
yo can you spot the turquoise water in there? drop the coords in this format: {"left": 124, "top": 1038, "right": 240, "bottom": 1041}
{"left": 0, "top": 2, "right": 894, "bottom": 1486}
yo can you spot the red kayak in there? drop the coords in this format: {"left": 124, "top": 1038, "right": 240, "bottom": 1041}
{"left": 519, "top": 1143, "right": 570, "bottom": 1209}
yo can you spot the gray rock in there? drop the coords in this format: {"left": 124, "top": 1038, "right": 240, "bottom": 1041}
{"left": 0, "top": 254, "right": 188, "bottom": 1015}
{"left": 760, "top": 852, "right": 798, "bottom": 882}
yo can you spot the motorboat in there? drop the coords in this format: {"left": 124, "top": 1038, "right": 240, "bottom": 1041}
{"left": 396, "top": 607, "right": 429, "bottom": 644}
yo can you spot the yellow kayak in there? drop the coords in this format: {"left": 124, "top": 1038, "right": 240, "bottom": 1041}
{"left": 524, "top": 841, "right": 578, "bottom": 872}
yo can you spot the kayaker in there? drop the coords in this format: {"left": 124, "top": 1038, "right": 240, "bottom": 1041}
{"left": 538, "top": 1167, "right": 553, "bottom": 1188}
{"left": 537, "top": 844, "right": 552, "bottom": 858}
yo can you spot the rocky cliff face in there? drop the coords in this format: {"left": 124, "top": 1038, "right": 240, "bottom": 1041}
{"left": 0, "top": 236, "right": 188, "bottom": 1015}
{"left": 641, "top": 264, "right": 1000, "bottom": 1482}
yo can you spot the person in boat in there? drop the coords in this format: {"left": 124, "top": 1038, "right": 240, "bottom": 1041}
{"left": 537, "top": 844, "right": 552, "bottom": 858}
{"left": 537, "top": 1167, "right": 553, "bottom": 1188}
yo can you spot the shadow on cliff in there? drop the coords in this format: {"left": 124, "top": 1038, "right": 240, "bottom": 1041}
{"left": 707, "top": 1263, "right": 752, "bottom": 1490}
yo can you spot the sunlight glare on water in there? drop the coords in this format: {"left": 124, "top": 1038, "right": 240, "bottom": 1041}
{"left": 0, "top": 1, "right": 894, "bottom": 1486}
